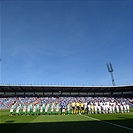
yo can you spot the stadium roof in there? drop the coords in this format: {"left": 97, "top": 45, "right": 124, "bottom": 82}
{"left": 0, "top": 85, "right": 133, "bottom": 93}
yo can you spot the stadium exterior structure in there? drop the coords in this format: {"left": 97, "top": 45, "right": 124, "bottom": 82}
{"left": 0, "top": 85, "right": 133, "bottom": 98}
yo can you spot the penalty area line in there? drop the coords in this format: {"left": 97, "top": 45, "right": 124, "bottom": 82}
{"left": 80, "top": 114, "right": 133, "bottom": 131}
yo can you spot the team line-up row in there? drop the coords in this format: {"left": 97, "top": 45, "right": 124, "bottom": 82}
{"left": 9, "top": 100, "right": 130, "bottom": 116}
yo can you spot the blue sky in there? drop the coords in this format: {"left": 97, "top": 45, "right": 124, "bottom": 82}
{"left": 0, "top": 0, "right": 132, "bottom": 86}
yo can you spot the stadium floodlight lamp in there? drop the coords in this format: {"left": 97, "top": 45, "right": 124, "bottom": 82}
{"left": 106, "top": 63, "right": 116, "bottom": 86}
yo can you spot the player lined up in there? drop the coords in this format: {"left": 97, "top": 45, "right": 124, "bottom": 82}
{"left": 86, "top": 100, "right": 130, "bottom": 114}
{"left": 10, "top": 101, "right": 69, "bottom": 116}
{"left": 71, "top": 100, "right": 130, "bottom": 114}
{"left": 9, "top": 99, "right": 130, "bottom": 116}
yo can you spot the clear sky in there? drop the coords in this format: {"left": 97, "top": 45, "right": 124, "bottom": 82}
{"left": 0, "top": 0, "right": 132, "bottom": 86}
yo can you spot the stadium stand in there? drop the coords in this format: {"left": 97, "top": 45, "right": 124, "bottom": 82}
{"left": 0, "top": 85, "right": 133, "bottom": 115}
{"left": 0, "top": 85, "right": 133, "bottom": 97}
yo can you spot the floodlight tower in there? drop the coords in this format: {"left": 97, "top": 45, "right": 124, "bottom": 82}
{"left": 107, "top": 63, "right": 116, "bottom": 86}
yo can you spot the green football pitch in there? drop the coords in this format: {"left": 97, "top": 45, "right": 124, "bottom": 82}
{"left": 0, "top": 109, "right": 133, "bottom": 133}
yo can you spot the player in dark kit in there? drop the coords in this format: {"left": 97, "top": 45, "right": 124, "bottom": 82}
{"left": 60, "top": 101, "right": 65, "bottom": 115}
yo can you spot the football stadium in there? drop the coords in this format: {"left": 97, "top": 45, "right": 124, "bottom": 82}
{"left": 0, "top": 84, "right": 133, "bottom": 133}
{"left": 0, "top": 0, "right": 132, "bottom": 133}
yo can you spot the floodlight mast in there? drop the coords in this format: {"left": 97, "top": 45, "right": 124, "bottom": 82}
{"left": 107, "top": 63, "right": 116, "bottom": 86}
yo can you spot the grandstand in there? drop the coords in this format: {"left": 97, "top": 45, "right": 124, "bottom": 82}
{"left": 1, "top": 84, "right": 133, "bottom": 133}
{"left": 0, "top": 84, "right": 133, "bottom": 98}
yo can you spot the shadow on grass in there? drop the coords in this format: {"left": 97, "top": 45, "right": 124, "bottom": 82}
{"left": 0, "top": 118, "right": 133, "bottom": 133}
{"left": 5, "top": 120, "right": 15, "bottom": 123}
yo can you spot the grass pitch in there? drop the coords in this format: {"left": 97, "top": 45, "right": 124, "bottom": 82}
{"left": 0, "top": 109, "right": 133, "bottom": 133}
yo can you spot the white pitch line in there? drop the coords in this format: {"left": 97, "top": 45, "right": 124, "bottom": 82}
{"left": 80, "top": 114, "right": 133, "bottom": 131}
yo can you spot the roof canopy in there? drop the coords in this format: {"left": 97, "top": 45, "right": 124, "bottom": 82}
{"left": 0, "top": 85, "right": 132, "bottom": 93}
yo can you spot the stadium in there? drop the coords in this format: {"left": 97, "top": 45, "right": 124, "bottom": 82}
{"left": 0, "top": 0, "right": 132, "bottom": 133}
{"left": 0, "top": 84, "right": 133, "bottom": 133}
